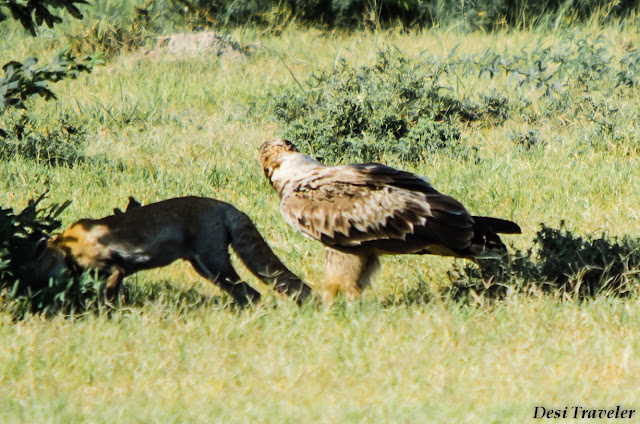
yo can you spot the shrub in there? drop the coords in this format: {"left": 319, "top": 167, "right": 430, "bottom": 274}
{"left": 0, "top": 46, "right": 102, "bottom": 164}
{"left": 264, "top": 34, "right": 640, "bottom": 162}
{"left": 0, "top": 0, "right": 103, "bottom": 158}
{"left": 151, "top": 0, "right": 640, "bottom": 30}
{"left": 446, "top": 223, "right": 640, "bottom": 301}
{"left": 267, "top": 48, "right": 504, "bottom": 164}
{"left": 0, "top": 193, "right": 70, "bottom": 293}
{"left": 0, "top": 195, "right": 112, "bottom": 318}
{"left": 3, "top": 270, "right": 109, "bottom": 318}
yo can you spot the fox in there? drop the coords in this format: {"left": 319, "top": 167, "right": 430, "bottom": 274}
{"left": 27, "top": 196, "right": 314, "bottom": 306}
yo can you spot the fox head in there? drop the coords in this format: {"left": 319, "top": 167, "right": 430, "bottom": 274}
{"left": 24, "top": 235, "right": 71, "bottom": 288}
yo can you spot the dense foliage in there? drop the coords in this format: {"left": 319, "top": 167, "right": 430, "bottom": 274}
{"left": 448, "top": 224, "right": 640, "bottom": 300}
{"left": 161, "top": 0, "right": 639, "bottom": 29}
{"left": 0, "top": 194, "right": 70, "bottom": 300}
{"left": 267, "top": 34, "right": 640, "bottom": 163}
{"left": 268, "top": 48, "right": 498, "bottom": 164}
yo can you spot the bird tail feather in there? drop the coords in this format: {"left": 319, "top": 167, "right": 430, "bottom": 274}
{"left": 469, "top": 216, "right": 521, "bottom": 259}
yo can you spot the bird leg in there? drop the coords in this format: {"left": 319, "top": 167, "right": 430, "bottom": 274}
{"left": 324, "top": 248, "right": 380, "bottom": 302}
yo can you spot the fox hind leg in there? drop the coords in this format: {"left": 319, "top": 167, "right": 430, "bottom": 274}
{"left": 189, "top": 254, "right": 261, "bottom": 307}
{"left": 225, "top": 209, "right": 313, "bottom": 304}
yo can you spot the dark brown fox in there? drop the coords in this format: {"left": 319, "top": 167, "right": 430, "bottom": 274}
{"left": 28, "top": 196, "right": 313, "bottom": 306}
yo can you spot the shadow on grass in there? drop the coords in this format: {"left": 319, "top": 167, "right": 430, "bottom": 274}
{"left": 377, "top": 223, "right": 640, "bottom": 308}
{"left": 1, "top": 274, "right": 236, "bottom": 320}
{"left": 5, "top": 223, "right": 640, "bottom": 316}
{"left": 380, "top": 278, "right": 433, "bottom": 308}
{"left": 445, "top": 223, "right": 640, "bottom": 303}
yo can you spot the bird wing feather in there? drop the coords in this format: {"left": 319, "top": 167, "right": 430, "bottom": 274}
{"left": 279, "top": 163, "right": 474, "bottom": 251}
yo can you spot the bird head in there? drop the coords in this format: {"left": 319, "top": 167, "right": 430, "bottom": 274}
{"left": 259, "top": 139, "right": 300, "bottom": 181}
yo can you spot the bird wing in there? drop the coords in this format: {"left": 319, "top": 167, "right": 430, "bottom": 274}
{"left": 279, "top": 163, "right": 475, "bottom": 252}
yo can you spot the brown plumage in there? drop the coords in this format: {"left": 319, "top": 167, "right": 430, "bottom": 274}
{"left": 259, "top": 139, "right": 521, "bottom": 300}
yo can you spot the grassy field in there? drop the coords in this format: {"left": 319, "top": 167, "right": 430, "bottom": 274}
{"left": 1, "top": 6, "right": 640, "bottom": 422}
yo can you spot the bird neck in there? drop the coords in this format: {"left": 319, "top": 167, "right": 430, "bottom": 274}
{"left": 271, "top": 153, "right": 324, "bottom": 198}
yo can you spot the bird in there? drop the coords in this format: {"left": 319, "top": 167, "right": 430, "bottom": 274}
{"left": 259, "top": 139, "right": 521, "bottom": 301}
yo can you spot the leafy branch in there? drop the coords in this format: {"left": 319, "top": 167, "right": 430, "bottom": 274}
{"left": 0, "top": 46, "right": 104, "bottom": 113}
{"left": 0, "top": 0, "right": 88, "bottom": 36}
{"left": 0, "top": 192, "right": 70, "bottom": 285}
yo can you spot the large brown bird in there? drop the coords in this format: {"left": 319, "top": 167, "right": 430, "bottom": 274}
{"left": 259, "top": 139, "right": 521, "bottom": 300}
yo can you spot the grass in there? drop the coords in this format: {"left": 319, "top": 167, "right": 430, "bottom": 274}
{"left": 2, "top": 7, "right": 640, "bottom": 422}
{"left": 1, "top": 298, "right": 639, "bottom": 422}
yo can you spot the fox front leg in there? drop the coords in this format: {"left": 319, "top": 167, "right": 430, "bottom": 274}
{"left": 104, "top": 266, "right": 126, "bottom": 303}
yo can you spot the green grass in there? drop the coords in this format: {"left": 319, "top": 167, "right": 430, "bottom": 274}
{"left": 2, "top": 10, "right": 640, "bottom": 423}
{"left": 1, "top": 298, "right": 639, "bottom": 422}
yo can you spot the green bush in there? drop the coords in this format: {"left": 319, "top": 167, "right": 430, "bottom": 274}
{"left": 154, "top": 0, "right": 639, "bottom": 30}
{"left": 447, "top": 223, "right": 640, "bottom": 301}
{"left": 4, "top": 270, "right": 110, "bottom": 318}
{"left": 0, "top": 1, "right": 103, "bottom": 165}
{"left": 0, "top": 193, "right": 69, "bottom": 290}
{"left": 0, "top": 195, "right": 113, "bottom": 318}
{"left": 267, "top": 48, "right": 504, "bottom": 164}
{"left": 264, "top": 34, "right": 640, "bottom": 163}
{"left": 0, "top": 39, "right": 102, "bottom": 167}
